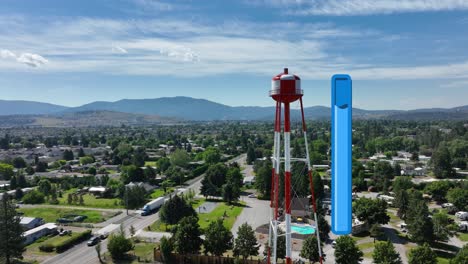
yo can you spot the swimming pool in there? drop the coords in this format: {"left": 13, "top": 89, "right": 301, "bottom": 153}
{"left": 291, "top": 224, "right": 316, "bottom": 235}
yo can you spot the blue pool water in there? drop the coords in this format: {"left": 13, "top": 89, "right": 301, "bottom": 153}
{"left": 291, "top": 225, "right": 316, "bottom": 235}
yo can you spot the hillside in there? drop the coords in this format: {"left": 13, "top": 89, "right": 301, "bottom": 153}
{"left": 0, "top": 100, "right": 69, "bottom": 115}
{"left": 0, "top": 97, "right": 466, "bottom": 122}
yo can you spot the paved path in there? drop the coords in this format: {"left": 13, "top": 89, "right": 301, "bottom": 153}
{"left": 231, "top": 195, "right": 270, "bottom": 238}
{"left": 382, "top": 224, "right": 410, "bottom": 264}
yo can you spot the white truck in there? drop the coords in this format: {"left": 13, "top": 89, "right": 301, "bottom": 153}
{"left": 141, "top": 197, "right": 165, "bottom": 216}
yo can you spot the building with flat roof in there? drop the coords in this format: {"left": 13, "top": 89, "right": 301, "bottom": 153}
{"left": 24, "top": 223, "right": 57, "bottom": 245}
{"left": 20, "top": 217, "right": 44, "bottom": 230}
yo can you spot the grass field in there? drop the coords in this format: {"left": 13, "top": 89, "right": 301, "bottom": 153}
{"left": 100, "top": 242, "right": 157, "bottom": 264}
{"left": 18, "top": 207, "right": 119, "bottom": 223}
{"left": 57, "top": 189, "right": 123, "bottom": 209}
{"left": 458, "top": 232, "right": 468, "bottom": 242}
{"left": 149, "top": 188, "right": 174, "bottom": 199}
{"left": 197, "top": 202, "right": 244, "bottom": 231}
{"left": 149, "top": 199, "right": 244, "bottom": 232}
{"left": 144, "top": 161, "right": 157, "bottom": 167}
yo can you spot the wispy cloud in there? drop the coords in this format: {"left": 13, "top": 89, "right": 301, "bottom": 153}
{"left": 0, "top": 16, "right": 466, "bottom": 80}
{"left": 0, "top": 49, "right": 48, "bottom": 67}
{"left": 251, "top": 0, "right": 468, "bottom": 16}
{"left": 112, "top": 45, "right": 128, "bottom": 54}
{"left": 0, "top": 49, "right": 16, "bottom": 59}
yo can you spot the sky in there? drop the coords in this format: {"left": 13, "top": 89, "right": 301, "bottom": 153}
{"left": 1, "top": 0, "right": 468, "bottom": 110}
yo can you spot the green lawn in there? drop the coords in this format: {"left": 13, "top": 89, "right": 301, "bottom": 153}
{"left": 149, "top": 188, "right": 174, "bottom": 199}
{"left": 149, "top": 198, "right": 206, "bottom": 232}
{"left": 148, "top": 199, "right": 244, "bottom": 232}
{"left": 18, "top": 207, "right": 118, "bottom": 223}
{"left": 144, "top": 161, "right": 157, "bottom": 167}
{"left": 100, "top": 242, "right": 157, "bottom": 264}
{"left": 197, "top": 202, "right": 244, "bottom": 231}
{"left": 26, "top": 231, "right": 89, "bottom": 256}
{"left": 458, "top": 232, "right": 468, "bottom": 242}
{"left": 57, "top": 189, "right": 123, "bottom": 209}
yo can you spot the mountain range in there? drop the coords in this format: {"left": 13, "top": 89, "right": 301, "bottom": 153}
{"left": 0, "top": 97, "right": 467, "bottom": 127}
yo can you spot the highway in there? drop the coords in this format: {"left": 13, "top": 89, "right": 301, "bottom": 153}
{"left": 41, "top": 154, "right": 245, "bottom": 264}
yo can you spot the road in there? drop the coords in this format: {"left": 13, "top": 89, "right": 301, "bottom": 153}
{"left": 41, "top": 154, "right": 246, "bottom": 264}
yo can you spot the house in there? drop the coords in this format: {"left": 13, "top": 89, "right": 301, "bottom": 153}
{"left": 20, "top": 217, "right": 45, "bottom": 230}
{"left": 24, "top": 223, "right": 58, "bottom": 245}
{"left": 89, "top": 186, "right": 109, "bottom": 197}
{"left": 126, "top": 182, "right": 156, "bottom": 192}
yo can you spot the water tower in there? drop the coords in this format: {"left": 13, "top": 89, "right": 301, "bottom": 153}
{"left": 267, "top": 68, "right": 323, "bottom": 264}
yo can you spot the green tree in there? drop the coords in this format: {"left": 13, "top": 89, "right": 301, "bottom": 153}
{"left": 170, "top": 148, "right": 190, "bottom": 168}
{"left": 174, "top": 216, "right": 203, "bottom": 254}
{"left": 204, "top": 147, "right": 221, "bottom": 164}
{"left": 406, "top": 191, "right": 433, "bottom": 244}
{"left": 12, "top": 157, "right": 27, "bottom": 169}
{"left": 233, "top": 223, "right": 260, "bottom": 260}
{"left": 123, "top": 185, "right": 147, "bottom": 210}
{"left": 38, "top": 179, "right": 52, "bottom": 197}
{"left": 432, "top": 144, "right": 454, "bottom": 178}
{"left": 408, "top": 243, "right": 437, "bottom": 264}
{"left": 424, "top": 181, "right": 452, "bottom": 202}
{"left": 432, "top": 212, "right": 453, "bottom": 241}
{"left": 317, "top": 214, "right": 331, "bottom": 240}
{"left": 17, "top": 174, "right": 27, "bottom": 188}
{"left": 247, "top": 146, "right": 256, "bottom": 165}
{"left": 395, "top": 189, "right": 409, "bottom": 219}
{"left": 353, "top": 198, "right": 390, "bottom": 225}
{"left": 450, "top": 244, "right": 468, "bottom": 264}
{"left": 157, "top": 157, "right": 171, "bottom": 173}
{"left": 203, "top": 219, "right": 233, "bottom": 256}
{"left": 447, "top": 187, "right": 468, "bottom": 211}
{"left": 35, "top": 161, "right": 48, "bottom": 172}
{"left": 334, "top": 236, "right": 363, "bottom": 264}
{"left": 254, "top": 160, "right": 272, "bottom": 198}
{"left": 159, "top": 195, "right": 196, "bottom": 225}
{"left": 0, "top": 163, "right": 14, "bottom": 180}
{"left": 372, "top": 240, "right": 402, "bottom": 264}
{"left": 22, "top": 190, "right": 45, "bottom": 204}
{"left": 107, "top": 226, "right": 133, "bottom": 260}
{"left": 63, "top": 149, "right": 74, "bottom": 161}
{"left": 0, "top": 196, "right": 25, "bottom": 264}
{"left": 200, "top": 163, "right": 228, "bottom": 197}
{"left": 79, "top": 156, "right": 95, "bottom": 165}
{"left": 370, "top": 224, "right": 384, "bottom": 243}
{"left": 9, "top": 176, "right": 17, "bottom": 190}
{"left": 300, "top": 235, "right": 323, "bottom": 264}
{"left": 160, "top": 236, "right": 174, "bottom": 263}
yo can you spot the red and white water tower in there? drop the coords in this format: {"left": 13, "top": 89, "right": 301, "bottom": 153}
{"left": 267, "top": 68, "right": 323, "bottom": 264}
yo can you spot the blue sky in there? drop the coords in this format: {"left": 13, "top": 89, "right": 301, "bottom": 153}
{"left": 1, "top": 0, "right": 468, "bottom": 110}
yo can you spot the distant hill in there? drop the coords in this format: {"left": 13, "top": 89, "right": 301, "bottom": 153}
{"left": 0, "top": 100, "right": 69, "bottom": 115}
{"left": 0, "top": 97, "right": 466, "bottom": 123}
{"left": 0, "top": 110, "right": 176, "bottom": 127}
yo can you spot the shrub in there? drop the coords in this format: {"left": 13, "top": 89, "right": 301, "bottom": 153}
{"left": 39, "top": 244, "right": 54, "bottom": 252}
{"left": 55, "top": 230, "right": 92, "bottom": 253}
{"left": 22, "top": 190, "right": 45, "bottom": 204}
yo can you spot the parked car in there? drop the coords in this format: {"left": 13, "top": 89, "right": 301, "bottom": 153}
{"left": 87, "top": 236, "right": 100, "bottom": 247}
{"left": 99, "top": 232, "right": 109, "bottom": 240}
{"left": 248, "top": 194, "right": 257, "bottom": 198}
{"left": 331, "top": 240, "right": 337, "bottom": 248}
{"left": 59, "top": 230, "right": 72, "bottom": 236}
{"left": 73, "top": 215, "right": 87, "bottom": 222}
{"left": 442, "top": 203, "right": 454, "bottom": 208}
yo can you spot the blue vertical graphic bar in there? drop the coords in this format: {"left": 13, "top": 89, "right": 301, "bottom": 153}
{"left": 331, "top": 74, "right": 352, "bottom": 235}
